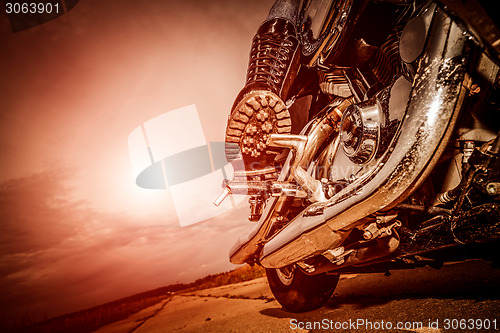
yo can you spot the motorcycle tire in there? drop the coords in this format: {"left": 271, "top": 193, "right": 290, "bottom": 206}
{"left": 266, "top": 265, "right": 339, "bottom": 312}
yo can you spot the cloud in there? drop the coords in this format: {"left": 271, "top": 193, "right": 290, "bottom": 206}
{"left": 0, "top": 169, "right": 253, "bottom": 324}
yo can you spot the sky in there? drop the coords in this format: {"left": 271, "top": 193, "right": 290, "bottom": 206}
{"left": 0, "top": 0, "right": 275, "bottom": 324}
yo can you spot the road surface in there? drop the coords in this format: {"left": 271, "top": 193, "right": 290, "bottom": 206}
{"left": 94, "top": 260, "right": 500, "bottom": 332}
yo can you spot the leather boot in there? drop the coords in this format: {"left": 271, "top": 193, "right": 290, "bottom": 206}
{"left": 225, "top": 17, "right": 302, "bottom": 171}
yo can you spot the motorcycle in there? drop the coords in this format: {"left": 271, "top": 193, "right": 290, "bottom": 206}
{"left": 215, "top": 0, "right": 500, "bottom": 312}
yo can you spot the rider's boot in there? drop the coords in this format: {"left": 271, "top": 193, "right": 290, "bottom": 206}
{"left": 225, "top": 13, "right": 302, "bottom": 173}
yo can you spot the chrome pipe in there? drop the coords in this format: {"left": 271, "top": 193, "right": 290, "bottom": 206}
{"left": 229, "top": 101, "right": 348, "bottom": 264}
{"left": 260, "top": 7, "right": 470, "bottom": 268}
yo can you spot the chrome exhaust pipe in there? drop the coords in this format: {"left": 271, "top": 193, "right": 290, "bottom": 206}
{"left": 260, "top": 7, "right": 470, "bottom": 268}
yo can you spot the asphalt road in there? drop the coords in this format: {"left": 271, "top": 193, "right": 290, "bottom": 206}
{"left": 95, "top": 260, "right": 500, "bottom": 333}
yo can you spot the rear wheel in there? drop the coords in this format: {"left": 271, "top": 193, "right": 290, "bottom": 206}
{"left": 266, "top": 265, "right": 339, "bottom": 312}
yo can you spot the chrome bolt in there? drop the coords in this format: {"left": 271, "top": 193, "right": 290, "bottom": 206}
{"left": 462, "top": 141, "right": 475, "bottom": 164}
{"left": 486, "top": 182, "right": 500, "bottom": 196}
{"left": 363, "top": 230, "right": 373, "bottom": 240}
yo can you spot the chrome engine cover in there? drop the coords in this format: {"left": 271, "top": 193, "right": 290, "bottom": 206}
{"left": 340, "top": 99, "right": 380, "bottom": 164}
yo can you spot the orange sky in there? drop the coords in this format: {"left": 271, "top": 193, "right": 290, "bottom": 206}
{"left": 0, "top": 0, "right": 275, "bottom": 324}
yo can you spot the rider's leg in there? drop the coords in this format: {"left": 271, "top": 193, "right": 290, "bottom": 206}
{"left": 225, "top": 0, "right": 302, "bottom": 171}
